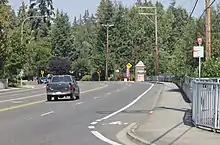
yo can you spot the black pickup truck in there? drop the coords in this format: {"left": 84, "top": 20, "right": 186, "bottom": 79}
{"left": 46, "top": 75, "right": 80, "bottom": 101}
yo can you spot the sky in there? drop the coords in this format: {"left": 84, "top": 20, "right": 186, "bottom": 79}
{"left": 9, "top": 0, "right": 206, "bottom": 21}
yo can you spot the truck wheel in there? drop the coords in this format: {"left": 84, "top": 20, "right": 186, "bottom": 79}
{"left": 54, "top": 96, "right": 59, "bottom": 101}
{"left": 47, "top": 95, "right": 52, "bottom": 101}
{"left": 75, "top": 95, "right": 80, "bottom": 100}
{"left": 70, "top": 94, "right": 75, "bottom": 100}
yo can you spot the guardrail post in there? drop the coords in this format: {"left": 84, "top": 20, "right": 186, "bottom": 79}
{"left": 192, "top": 81, "right": 197, "bottom": 125}
{"left": 214, "top": 84, "right": 219, "bottom": 130}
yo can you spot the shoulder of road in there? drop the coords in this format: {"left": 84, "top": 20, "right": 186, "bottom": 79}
{"left": 0, "top": 85, "right": 46, "bottom": 93}
{"left": 127, "top": 82, "right": 220, "bottom": 145}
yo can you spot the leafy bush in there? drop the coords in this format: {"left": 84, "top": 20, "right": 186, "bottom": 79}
{"left": 202, "top": 58, "right": 220, "bottom": 77}
{"left": 80, "top": 75, "right": 91, "bottom": 81}
{"left": 49, "top": 57, "right": 71, "bottom": 75}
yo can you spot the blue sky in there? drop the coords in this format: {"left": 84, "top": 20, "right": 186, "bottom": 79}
{"left": 9, "top": 0, "right": 205, "bottom": 21}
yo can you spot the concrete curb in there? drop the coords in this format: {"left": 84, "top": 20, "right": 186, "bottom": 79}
{"left": 127, "top": 123, "right": 156, "bottom": 145}
{"left": 126, "top": 82, "right": 166, "bottom": 145}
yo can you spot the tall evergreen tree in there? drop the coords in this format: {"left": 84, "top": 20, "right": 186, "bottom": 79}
{"left": 28, "top": 0, "right": 54, "bottom": 38}
{"left": 51, "top": 10, "right": 72, "bottom": 59}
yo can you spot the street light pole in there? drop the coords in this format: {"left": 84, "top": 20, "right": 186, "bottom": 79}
{"left": 138, "top": 6, "right": 158, "bottom": 76}
{"left": 102, "top": 23, "right": 114, "bottom": 81}
{"left": 21, "top": 15, "right": 47, "bottom": 44}
{"left": 20, "top": 15, "right": 48, "bottom": 83}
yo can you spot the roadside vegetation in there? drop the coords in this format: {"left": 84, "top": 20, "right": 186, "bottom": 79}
{"left": 1, "top": 0, "right": 220, "bottom": 85}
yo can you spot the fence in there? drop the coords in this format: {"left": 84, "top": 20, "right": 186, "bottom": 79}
{"left": 146, "top": 75, "right": 220, "bottom": 132}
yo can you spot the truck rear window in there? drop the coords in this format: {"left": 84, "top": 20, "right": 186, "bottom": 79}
{"left": 51, "top": 76, "right": 72, "bottom": 82}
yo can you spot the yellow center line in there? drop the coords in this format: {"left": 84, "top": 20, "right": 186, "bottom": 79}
{"left": 0, "top": 84, "right": 108, "bottom": 113}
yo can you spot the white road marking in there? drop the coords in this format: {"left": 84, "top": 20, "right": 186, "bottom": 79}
{"left": 41, "top": 111, "right": 54, "bottom": 117}
{"left": 149, "top": 110, "right": 153, "bottom": 114}
{"left": 97, "top": 84, "right": 154, "bottom": 121}
{"left": 106, "top": 93, "right": 111, "bottom": 95}
{"left": 81, "top": 85, "right": 108, "bottom": 94}
{"left": 90, "top": 83, "right": 154, "bottom": 145}
{"left": 91, "top": 131, "right": 122, "bottom": 145}
{"left": 124, "top": 123, "right": 128, "bottom": 125}
{"left": 109, "top": 121, "right": 122, "bottom": 125}
{"left": 91, "top": 122, "right": 98, "bottom": 125}
{"left": 0, "top": 93, "right": 45, "bottom": 103}
{"left": 116, "top": 89, "right": 120, "bottom": 92}
{"left": 11, "top": 101, "right": 23, "bottom": 104}
{"left": 75, "top": 102, "right": 83, "bottom": 105}
{"left": 96, "top": 119, "right": 102, "bottom": 122}
{"left": 0, "top": 85, "right": 108, "bottom": 102}
{"left": 88, "top": 126, "right": 95, "bottom": 129}
{"left": 94, "top": 97, "right": 99, "bottom": 99}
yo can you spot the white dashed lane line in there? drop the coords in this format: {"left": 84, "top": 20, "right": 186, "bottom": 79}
{"left": 91, "top": 122, "right": 98, "bottom": 125}
{"left": 75, "top": 102, "right": 84, "bottom": 105}
{"left": 41, "top": 111, "right": 54, "bottom": 117}
{"left": 88, "top": 126, "right": 95, "bottom": 129}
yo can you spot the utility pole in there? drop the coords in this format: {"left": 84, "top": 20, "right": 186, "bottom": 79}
{"left": 102, "top": 23, "right": 114, "bottom": 81}
{"left": 205, "top": 0, "right": 211, "bottom": 60}
{"left": 138, "top": 6, "right": 158, "bottom": 75}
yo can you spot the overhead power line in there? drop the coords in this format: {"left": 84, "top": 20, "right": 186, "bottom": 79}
{"left": 198, "top": 0, "right": 216, "bottom": 21}
{"left": 163, "top": 0, "right": 199, "bottom": 49}
{"left": 197, "top": 0, "right": 217, "bottom": 39}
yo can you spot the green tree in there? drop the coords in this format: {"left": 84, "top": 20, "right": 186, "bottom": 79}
{"left": 0, "top": 1, "right": 13, "bottom": 77}
{"left": 51, "top": 10, "right": 73, "bottom": 59}
{"left": 29, "top": 0, "right": 54, "bottom": 38}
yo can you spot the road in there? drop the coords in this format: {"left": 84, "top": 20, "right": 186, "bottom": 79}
{"left": 0, "top": 81, "right": 161, "bottom": 145}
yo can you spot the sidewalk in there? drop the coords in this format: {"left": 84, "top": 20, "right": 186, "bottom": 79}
{"left": 128, "top": 82, "right": 220, "bottom": 145}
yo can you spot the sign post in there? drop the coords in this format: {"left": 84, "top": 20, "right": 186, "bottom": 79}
{"left": 193, "top": 44, "right": 204, "bottom": 78}
{"left": 19, "top": 69, "right": 24, "bottom": 87}
{"left": 126, "top": 63, "right": 132, "bottom": 81}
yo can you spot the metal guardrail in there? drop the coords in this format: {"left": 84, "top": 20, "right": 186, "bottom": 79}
{"left": 146, "top": 75, "right": 220, "bottom": 132}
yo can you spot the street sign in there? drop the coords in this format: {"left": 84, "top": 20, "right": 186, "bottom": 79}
{"left": 41, "top": 70, "right": 44, "bottom": 77}
{"left": 197, "top": 38, "right": 202, "bottom": 46}
{"left": 193, "top": 46, "right": 204, "bottom": 58}
{"left": 126, "top": 63, "right": 132, "bottom": 69}
{"left": 193, "top": 46, "right": 204, "bottom": 79}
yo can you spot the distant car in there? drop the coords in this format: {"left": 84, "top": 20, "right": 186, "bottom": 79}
{"left": 38, "top": 77, "right": 48, "bottom": 84}
{"left": 46, "top": 75, "right": 80, "bottom": 101}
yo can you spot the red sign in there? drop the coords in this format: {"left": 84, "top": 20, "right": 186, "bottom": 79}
{"left": 197, "top": 38, "right": 202, "bottom": 45}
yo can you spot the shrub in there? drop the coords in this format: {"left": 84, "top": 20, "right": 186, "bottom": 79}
{"left": 49, "top": 57, "right": 71, "bottom": 75}
{"left": 80, "top": 75, "right": 92, "bottom": 81}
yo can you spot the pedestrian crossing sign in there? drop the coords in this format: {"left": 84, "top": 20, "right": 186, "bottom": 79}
{"left": 126, "top": 63, "right": 132, "bottom": 69}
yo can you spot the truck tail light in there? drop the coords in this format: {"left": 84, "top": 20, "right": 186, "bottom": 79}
{"left": 46, "top": 83, "right": 50, "bottom": 89}
{"left": 69, "top": 84, "right": 73, "bottom": 89}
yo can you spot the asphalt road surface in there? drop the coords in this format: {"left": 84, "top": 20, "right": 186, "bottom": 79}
{"left": 0, "top": 81, "right": 161, "bottom": 145}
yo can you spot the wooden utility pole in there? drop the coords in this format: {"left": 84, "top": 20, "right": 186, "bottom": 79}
{"left": 138, "top": 7, "right": 158, "bottom": 75}
{"left": 101, "top": 23, "right": 114, "bottom": 81}
{"left": 205, "top": 0, "right": 211, "bottom": 60}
